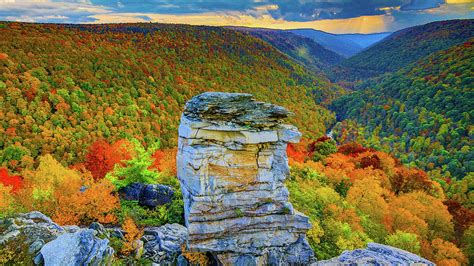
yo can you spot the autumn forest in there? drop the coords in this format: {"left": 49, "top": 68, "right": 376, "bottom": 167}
{"left": 0, "top": 19, "right": 473, "bottom": 265}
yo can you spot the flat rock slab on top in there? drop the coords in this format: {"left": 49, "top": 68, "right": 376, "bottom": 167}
{"left": 183, "top": 92, "right": 292, "bottom": 129}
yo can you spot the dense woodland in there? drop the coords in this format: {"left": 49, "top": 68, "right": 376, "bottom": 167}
{"left": 0, "top": 20, "right": 473, "bottom": 265}
{"left": 331, "top": 40, "right": 473, "bottom": 180}
{"left": 0, "top": 22, "right": 342, "bottom": 170}
{"left": 330, "top": 20, "right": 474, "bottom": 82}
{"left": 287, "top": 139, "right": 473, "bottom": 265}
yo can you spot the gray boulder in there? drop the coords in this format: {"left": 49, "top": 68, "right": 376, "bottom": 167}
{"left": 119, "top": 182, "right": 145, "bottom": 201}
{"left": 139, "top": 184, "right": 175, "bottom": 208}
{"left": 40, "top": 229, "right": 114, "bottom": 265}
{"left": 89, "top": 222, "right": 108, "bottom": 238}
{"left": 0, "top": 211, "right": 64, "bottom": 264}
{"left": 315, "top": 242, "right": 435, "bottom": 266}
{"left": 142, "top": 223, "right": 187, "bottom": 264}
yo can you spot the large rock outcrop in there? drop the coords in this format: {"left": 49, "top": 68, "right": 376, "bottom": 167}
{"left": 40, "top": 229, "right": 114, "bottom": 265}
{"left": 177, "top": 92, "right": 315, "bottom": 264}
{"left": 0, "top": 212, "right": 114, "bottom": 265}
{"left": 315, "top": 243, "right": 435, "bottom": 266}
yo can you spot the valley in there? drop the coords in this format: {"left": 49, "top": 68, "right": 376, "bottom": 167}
{"left": 0, "top": 19, "right": 472, "bottom": 265}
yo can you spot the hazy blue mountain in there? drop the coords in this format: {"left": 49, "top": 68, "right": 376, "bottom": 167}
{"left": 336, "top": 33, "right": 391, "bottom": 49}
{"left": 289, "top": 29, "right": 391, "bottom": 57}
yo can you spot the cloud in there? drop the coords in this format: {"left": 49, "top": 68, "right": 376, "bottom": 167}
{"left": 0, "top": 0, "right": 472, "bottom": 33}
{"left": 401, "top": 0, "right": 444, "bottom": 10}
{"left": 0, "top": 0, "right": 109, "bottom": 23}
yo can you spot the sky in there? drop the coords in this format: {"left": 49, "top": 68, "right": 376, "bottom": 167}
{"left": 0, "top": 0, "right": 473, "bottom": 34}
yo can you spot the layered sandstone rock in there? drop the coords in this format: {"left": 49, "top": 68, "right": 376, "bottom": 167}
{"left": 177, "top": 92, "right": 315, "bottom": 264}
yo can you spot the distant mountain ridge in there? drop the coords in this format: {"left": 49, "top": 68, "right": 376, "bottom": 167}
{"left": 331, "top": 19, "right": 474, "bottom": 82}
{"left": 289, "top": 29, "right": 391, "bottom": 57}
{"left": 228, "top": 26, "right": 344, "bottom": 72}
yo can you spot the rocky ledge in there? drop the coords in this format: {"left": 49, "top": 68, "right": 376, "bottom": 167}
{"left": 177, "top": 92, "right": 315, "bottom": 265}
{"left": 316, "top": 243, "right": 435, "bottom": 266}
{"left": 0, "top": 211, "right": 188, "bottom": 265}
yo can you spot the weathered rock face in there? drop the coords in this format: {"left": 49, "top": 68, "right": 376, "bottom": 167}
{"left": 142, "top": 223, "right": 188, "bottom": 264}
{"left": 177, "top": 92, "right": 315, "bottom": 264}
{"left": 315, "top": 243, "right": 435, "bottom": 266}
{"left": 0, "top": 212, "right": 114, "bottom": 265}
{"left": 40, "top": 229, "right": 114, "bottom": 265}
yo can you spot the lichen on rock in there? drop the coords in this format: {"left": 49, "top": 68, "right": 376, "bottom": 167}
{"left": 177, "top": 92, "right": 314, "bottom": 265}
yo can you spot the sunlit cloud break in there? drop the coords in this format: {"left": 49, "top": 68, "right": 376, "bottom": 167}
{"left": 0, "top": 0, "right": 473, "bottom": 33}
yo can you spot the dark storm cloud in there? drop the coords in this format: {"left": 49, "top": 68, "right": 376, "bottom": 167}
{"left": 0, "top": 0, "right": 472, "bottom": 33}
{"left": 87, "top": 0, "right": 452, "bottom": 20}
{"left": 90, "top": 0, "right": 269, "bottom": 14}
{"left": 268, "top": 0, "right": 454, "bottom": 21}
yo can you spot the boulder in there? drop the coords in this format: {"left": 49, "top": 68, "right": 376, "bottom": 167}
{"left": 119, "top": 182, "right": 145, "bottom": 201}
{"left": 139, "top": 184, "right": 175, "bottom": 208}
{"left": 177, "top": 92, "right": 315, "bottom": 265}
{"left": 142, "top": 223, "right": 188, "bottom": 264}
{"left": 0, "top": 211, "right": 64, "bottom": 264}
{"left": 315, "top": 242, "right": 435, "bottom": 266}
{"left": 89, "top": 222, "right": 108, "bottom": 238}
{"left": 39, "top": 229, "right": 114, "bottom": 265}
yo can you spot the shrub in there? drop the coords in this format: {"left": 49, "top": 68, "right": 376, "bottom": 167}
{"left": 385, "top": 231, "right": 421, "bottom": 255}
{"left": 117, "top": 196, "right": 184, "bottom": 227}
{"left": 53, "top": 178, "right": 120, "bottom": 225}
{"left": 121, "top": 217, "right": 143, "bottom": 256}
{"left": 107, "top": 139, "right": 161, "bottom": 190}
{"left": 181, "top": 244, "right": 208, "bottom": 266}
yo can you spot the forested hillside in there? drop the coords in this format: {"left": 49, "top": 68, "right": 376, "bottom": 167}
{"left": 331, "top": 40, "right": 474, "bottom": 180}
{"left": 230, "top": 27, "right": 344, "bottom": 71}
{"left": 0, "top": 22, "right": 342, "bottom": 170}
{"left": 331, "top": 19, "right": 474, "bottom": 81}
{"left": 0, "top": 20, "right": 473, "bottom": 265}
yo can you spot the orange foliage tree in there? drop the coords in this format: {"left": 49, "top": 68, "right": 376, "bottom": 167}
{"left": 14, "top": 154, "right": 119, "bottom": 225}
{"left": 53, "top": 178, "right": 119, "bottom": 225}
{"left": 121, "top": 217, "right": 143, "bottom": 256}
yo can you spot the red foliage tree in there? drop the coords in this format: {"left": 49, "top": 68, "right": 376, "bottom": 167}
{"left": 338, "top": 143, "right": 373, "bottom": 157}
{"left": 0, "top": 167, "right": 23, "bottom": 193}
{"left": 390, "top": 168, "right": 433, "bottom": 195}
{"left": 359, "top": 154, "right": 382, "bottom": 170}
{"left": 84, "top": 139, "right": 132, "bottom": 180}
{"left": 444, "top": 199, "right": 474, "bottom": 241}
{"left": 287, "top": 143, "right": 309, "bottom": 163}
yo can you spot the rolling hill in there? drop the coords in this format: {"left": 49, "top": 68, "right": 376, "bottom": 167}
{"left": 289, "top": 29, "right": 390, "bottom": 57}
{"left": 331, "top": 39, "right": 474, "bottom": 179}
{"left": 228, "top": 27, "right": 344, "bottom": 71}
{"left": 331, "top": 19, "right": 474, "bottom": 82}
{"left": 0, "top": 22, "right": 342, "bottom": 168}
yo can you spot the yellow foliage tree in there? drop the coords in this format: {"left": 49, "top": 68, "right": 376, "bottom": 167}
{"left": 16, "top": 154, "right": 83, "bottom": 215}
{"left": 390, "top": 191, "right": 454, "bottom": 240}
{"left": 0, "top": 184, "right": 15, "bottom": 218}
{"left": 14, "top": 154, "right": 119, "bottom": 225}
{"left": 421, "top": 238, "right": 467, "bottom": 266}
{"left": 347, "top": 177, "right": 392, "bottom": 226}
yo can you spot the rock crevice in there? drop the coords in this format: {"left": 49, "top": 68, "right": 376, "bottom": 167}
{"left": 177, "top": 92, "right": 314, "bottom": 264}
